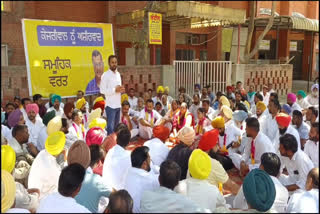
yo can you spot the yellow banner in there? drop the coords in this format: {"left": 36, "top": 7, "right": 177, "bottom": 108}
{"left": 149, "top": 12, "right": 162, "bottom": 45}
{"left": 22, "top": 19, "right": 114, "bottom": 98}
{"left": 222, "top": 28, "right": 233, "bottom": 53}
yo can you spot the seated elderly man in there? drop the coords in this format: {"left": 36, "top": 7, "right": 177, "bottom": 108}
{"left": 305, "top": 83, "right": 319, "bottom": 108}
{"left": 287, "top": 167, "right": 319, "bottom": 213}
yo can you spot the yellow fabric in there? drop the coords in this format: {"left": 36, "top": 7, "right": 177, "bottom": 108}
{"left": 157, "top": 85, "right": 164, "bottom": 93}
{"left": 145, "top": 112, "right": 154, "bottom": 127}
{"left": 88, "top": 108, "right": 102, "bottom": 125}
{"left": 164, "top": 86, "right": 169, "bottom": 93}
{"left": 222, "top": 28, "right": 233, "bottom": 52}
{"left": 244, "top": 100, "right": 250, "bottom": 109}
{"left": 93, "top": 96, "right": 105, "bottom": 105}
{"left": 45, "top": 131, "right": 66, "bottom": 156}
{"left": 188, "top": 149, "right": 211, "bottom": 180}
{"left": 76, "top": 97, "right": 86, "bottom": 110}
{"left": 121, "top": 93, "right": 129, "bottom": 104}
{"left": 47, "top": 116, "right": 62, "bottom": 135}
{"left": 219, "top": 96, "right": 230, "bottom": 108}
{"left": 211, "top": 116, "right": 225, "bottom": 129}
{"left": 221, "top": 105, "right": 233, "bottom": 119}
{"left": 256, "top": 101, "right": 266, "bottom": 112}
{"left": 1, "top": 145, "right": 16, "bottom": 173}
{"left": 206, "top": 158, "right": 229, "bottom": 187}
{"left": 89, "top": 118, "right": 107, "bottom": 130}
{"left": 1, "top": 170, "right": 16, "bottom": 213}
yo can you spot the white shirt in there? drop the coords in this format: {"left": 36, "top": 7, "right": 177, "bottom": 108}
{"left": 100, "top": 69, "right": 122, "bottom": 109}
{"left": 297, "top": 98, "right": 310, "bottom": 110}
{"left": 46, "top": 106, "right": 64, "bottom": 117}
{"left": 262, "top": 92, "right": 270, "bottom": 106}
{"left": 37, "top": 192, "right": 91, "bottom": 213}
{"left": 2, "top": 124, "right": 12, "bottom": 142}
{"left": 6, "top": 208, "right": 30, "bottom": 213}
{"left": 174, "top": 177, "right": 227, "bottom": 212}
{"left": 138, "top": 109, "right": 162, "bottom": 125}
{"left": 294, "top": 122, "right": 310, "bottom": 140}
{"left": 207, "top": 107, "right": 217, "bottom": 121}
{"left": 281, "top": 150, "right": 314, "bottom": 189}
{"left": 306, "top": 94, "right": 319, "bottom": 107}
{"left": 290, "top": 102, "right": 302, "bottom": 115}
{"left": 36, "top": 126, "right": 48, "bottom": 151}
{"left": 233, "top": 175, "right": 289, "bottom": 213}
{"left": 273, "top": 125, "right": 302, "bottom": 152}
{"left": 8, "top": 137, "right": 29, "bottom": 156}
{"left": 102, "top": 144, "right": 131, "bottom": 190}
{"left": 141, "top": 186, "right": 210, "bottom": 213}
{"left": 144, "top": 138, "right": 169, "bottom": 166}
{"left": 287, "top": 189, "right": 319, "bottom": 213}
{"left": 68, "top": 122, "right": 86, "bottom": 141}
{"left": 257, "top": 110, "right": 269, "bottom": 136}
{"left": 28, "top": 150, "right": 61, "bottom": 200}
{"left": 189, "top": 102, "right": 202, "bottom": 123}
{"left": 25, "top": 118, "right": 45, "bottom": 147}
{"left": 304, "top": 140, "right": 319, "bottom": 167}
{"left": 241, "top": 131, "right": 275, "bottom": 164}
{"left": 128, "top": 96, "right": 138, "bottom": 110}
{"left": 265, "top": 114, "right": 279, "bottom": 143}
{"left": 124, "top": 167, "right": 159, "bottom": 213}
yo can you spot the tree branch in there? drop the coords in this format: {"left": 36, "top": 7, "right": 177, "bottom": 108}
{"left": 243, "top": 1, "right": 276, "bottom": 63}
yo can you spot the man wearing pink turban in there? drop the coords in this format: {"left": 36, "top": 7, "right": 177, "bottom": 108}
{"left": 85, "top": 127, "right": 106, "bottom": 146}
{"left": 25, "top": 103, "right": 45, "bottom": 153}
{"left": 287, "top": 93, "right": 302, "bottom": 115}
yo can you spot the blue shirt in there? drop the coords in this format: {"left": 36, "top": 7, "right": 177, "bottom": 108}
{"left": 75, "top": 167, "right": 112, "bottom": 213}
{"left": 85, "top": 78, "right": 100, "bottom": 95}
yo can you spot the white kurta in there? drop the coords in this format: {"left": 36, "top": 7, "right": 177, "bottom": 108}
{"left": 37, "top": 192, "right": 90, "bottom": 213}
{"left": 140, "top": 186, "right": 210, "bottom": 213}
{"left": 262, "top": 92, "right": 270, "bottom": 106}
{"left": 102, "top": 144, "right": 131, "bottom": 190}
{"left": 278, "top": 150, "right": 314, "bottom": 190}
{"left": 144, "top": 138, "right": 170, "bottom": 167}
{"left": 2, "top": 124, "right": 12, "bottom": 141}
{"left": 36, "top": 126, "right": 47, "bottom": 152}
{"left": 46, "top": 106, "right": 64, "bottom": 117}
{"left": 306, "top": 94, "right": 319, "bottom": 107}
{"left": 124, "top": 167, "right": 159, "bottom": 213}
{"left": 138, "top": 109, "right": 162, "bottom": 140}
{"left": 174, "top": 177, "right": 228, "bottom": 212}
{"left": 286, "top": 189, "right": 319, "bottom": 213}
{"left": 128, "top": 96, "right": 138, "bottom": 110}
{"left": 26, "top": 118, "right": 45, "bottom": 148}
{"left": 28, "top": 150, "right": 62, "bottom": 200}
{"left": 230, "top": 131, "right": 275, "bottom": 170}
{"left": 303, "top": 140, "right": 319, "bottom": 167}
{"left": 257, "top": 110, "right": 269, "bottom": 136}
{"left": 68, "top": 122, "right": 86, "bottom": 141}
{"left": 264, "top": 115, "right": 279, "bottom": 143}
{"left": 233, "top": 175, "right": 289, "bottom": 213}
{"left": 189, "top": 103, "right": 202, "bottom": 123}
{"left": 217, "top": 120, "right": 242, "bottom": 154}
{"left": 297, "top": 98, "right": 310, "bottom": 110}
{"left": 45, "top": 102, "right": 64, "bottom": 110}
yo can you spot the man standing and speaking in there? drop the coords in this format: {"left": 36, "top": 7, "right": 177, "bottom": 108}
{"left": 100, "top": 55, "right": 125, "bottom": 135}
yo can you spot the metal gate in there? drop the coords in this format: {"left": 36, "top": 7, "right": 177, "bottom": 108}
{"left": 174, "top": 61, "right": 232, "bottom": 96}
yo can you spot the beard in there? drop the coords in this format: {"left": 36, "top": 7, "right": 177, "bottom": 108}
{"left": 279, "top": 127, "right": 287, "bottom": 135}
{"left": 309, "top": 136, "right": 318, "bottom": 142}
{"left": 219, "top": 131, "right": 225, "bottom": 136}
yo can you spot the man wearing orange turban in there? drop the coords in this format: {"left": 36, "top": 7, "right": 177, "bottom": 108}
{"left": 143, "top": 125, "right": 170, "bottom": 167}
{"left": 274, "top": 113, "right": 301, "bottom": 151}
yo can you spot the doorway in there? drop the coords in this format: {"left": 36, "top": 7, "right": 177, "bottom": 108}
{"left": 290, "top": 40, "right": 303, "bottom": 80}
